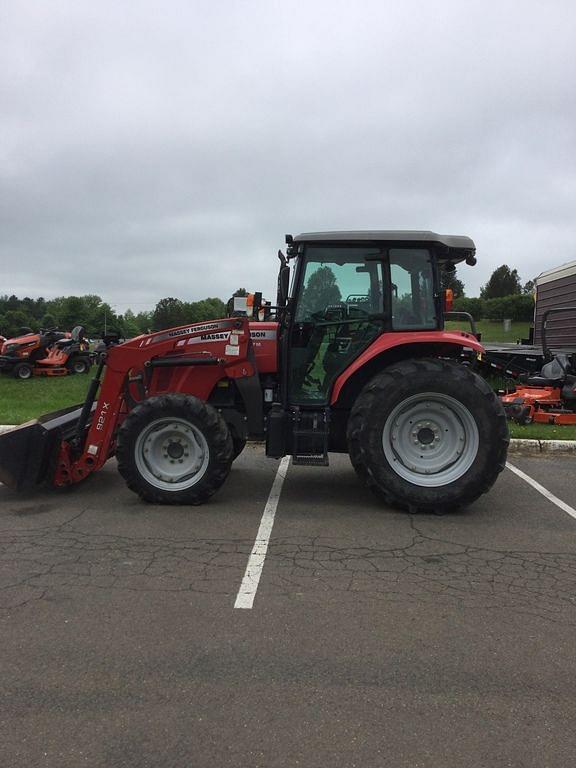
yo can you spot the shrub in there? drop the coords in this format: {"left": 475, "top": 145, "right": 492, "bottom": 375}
{"left": 452, "top": 297, "right": 485, "bottom": 320}
{"left": 483, "top": 294, "right": 534, "bottom": 321}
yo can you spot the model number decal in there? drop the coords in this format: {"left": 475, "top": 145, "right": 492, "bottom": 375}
{"left": 95, "top": 402, "right": 110, "bottom": 431}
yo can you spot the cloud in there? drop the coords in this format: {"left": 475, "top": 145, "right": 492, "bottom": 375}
{"left": 1, "top": 0, "right": 575, "bottom": 309}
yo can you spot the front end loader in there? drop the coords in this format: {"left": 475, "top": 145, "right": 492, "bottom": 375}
{"left": 0, "top": 231, "right": 509, "bottom": 513}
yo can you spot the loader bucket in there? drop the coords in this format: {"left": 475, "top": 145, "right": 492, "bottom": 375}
{"left": 0, "top": 404, "right": 87, "bottom": 491}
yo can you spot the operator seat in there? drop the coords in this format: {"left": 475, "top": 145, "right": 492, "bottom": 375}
{"left": 526, "top": 354, "right": 571, "bottom": 387}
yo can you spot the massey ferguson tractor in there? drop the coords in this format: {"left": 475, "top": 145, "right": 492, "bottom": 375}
{"left": 0, "top": 231, "right": 509, "bottom": 512}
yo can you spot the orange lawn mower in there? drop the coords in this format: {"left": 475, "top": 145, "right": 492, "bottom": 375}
{"left": 0, "top": 326, "right": 92, "bottom": 380}
{"left": 500, "top": 308, "right": 576, "bottom": 426}
{"left": 0, "top": 327, "right": 69, "bottom": 379}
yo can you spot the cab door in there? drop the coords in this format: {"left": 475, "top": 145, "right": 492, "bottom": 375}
{"left": 288, "top": 245, "right": 385, "bottom": 404}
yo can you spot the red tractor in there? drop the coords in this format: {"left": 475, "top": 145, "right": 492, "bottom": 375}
{"left": 0, "top": 232, "right": 508, "bottom": 512}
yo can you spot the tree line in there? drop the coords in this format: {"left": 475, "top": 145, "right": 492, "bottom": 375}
{"left": 445, "top": 264, "right": 536, "bottom": 321}
{"left": 0, "top": 293, "right": 236, "bottom": 340}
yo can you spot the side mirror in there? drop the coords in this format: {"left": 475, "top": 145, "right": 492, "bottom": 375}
{"left": 277, "top": 265, "right": 290, "bottom": 307}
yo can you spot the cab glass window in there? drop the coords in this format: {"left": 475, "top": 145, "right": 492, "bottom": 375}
{"left": 295, "top": 247, "right": 384, "bottom": 322}
{"left": 390, "top": 249, "right": 436, "bottom": 330}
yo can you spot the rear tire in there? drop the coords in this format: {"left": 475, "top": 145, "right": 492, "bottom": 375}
{"left": 232, "top": 435, "right": 247, "bottom": 460}
{"left": 13, "top": 362, "right": 34, "bottom": 380}
{"left": 116, "top": 394, "right": 233, "bottom": 504}
{"left": 347, "top": 358, "right": 509, "bottom": 513}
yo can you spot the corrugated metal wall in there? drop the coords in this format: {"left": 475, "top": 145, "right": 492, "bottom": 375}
{"left": 534, "top": 273, "right": 576, "bottom": 347}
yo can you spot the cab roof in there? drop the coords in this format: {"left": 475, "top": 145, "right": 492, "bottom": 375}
{"left": 292, "top": 230, "right": 476, "bottom": 265}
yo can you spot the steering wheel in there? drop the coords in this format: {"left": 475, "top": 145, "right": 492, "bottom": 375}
{"left": 310, "top": 303, "right": 349, "bottom": 322}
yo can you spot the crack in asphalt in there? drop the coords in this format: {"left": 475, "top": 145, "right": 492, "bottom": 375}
{"left": 259, "top": 517, "right": 576, "bottom": 624}
{"left": 1, "top": 512, "right": 576, "bottom": 623}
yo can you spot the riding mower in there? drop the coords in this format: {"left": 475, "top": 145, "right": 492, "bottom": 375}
{"left": 30, "top": 326, "right": 92, "bottom": 378}
{"left": 0, "top": 328, "right": 69, "bottom": 379}
{"left": 0, "top": 326, "right": 91, "bottom": 380}
{"left": 500, "top": 308, "right": 576, "bottom": 425}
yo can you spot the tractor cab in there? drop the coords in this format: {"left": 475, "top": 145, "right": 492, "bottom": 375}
{"left": 266, "top": 232, "right": 486, "bottom": 471}
{"left": 277, "top": 231, "right": 478, "bottom": 407}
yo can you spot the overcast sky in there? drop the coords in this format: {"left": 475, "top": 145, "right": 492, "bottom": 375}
{"left": 1, "top": 0, "right": 575, "bottom": 312}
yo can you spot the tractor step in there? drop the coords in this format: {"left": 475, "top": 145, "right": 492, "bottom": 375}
{"left": 291, "top": 409, "right": 330, "bottom": 466}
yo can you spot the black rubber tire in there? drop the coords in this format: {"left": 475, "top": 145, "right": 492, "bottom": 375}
{"left": 68, "top": 356, "right": 90, "bottom": 374}
{"left": 347, "top": 358, "right": 509, "bottom": 513}
{"left": 232, "top": 436, "right": 247, "bottom": 461}
{"left": 116, "top": 394, "right": 233, "bottom": 505}
{"left": 12, "top": 361, "right": 34, "bottom": 380}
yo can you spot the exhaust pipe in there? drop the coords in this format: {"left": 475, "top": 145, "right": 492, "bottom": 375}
{"left": 0, "top": 404, "right": 92, "bottom": 491}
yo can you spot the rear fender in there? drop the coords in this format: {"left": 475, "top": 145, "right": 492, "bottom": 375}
{"left": 330, "top": 333, "right": 484, "bottom": 407}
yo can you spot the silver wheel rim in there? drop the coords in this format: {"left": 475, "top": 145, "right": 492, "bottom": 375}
{"left": 134, "top": 417, "right": 210, "bottom": 491}
{"left": 382, "top": 392, "right": 479, "bottom": 487}
{"left": 73, "top": 360, "right": 86, "bottom": 373}
{"left": 18, "top": 366, "right": 32, "bottom": 379}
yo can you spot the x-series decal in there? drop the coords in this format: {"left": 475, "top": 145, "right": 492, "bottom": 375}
{"left": 95, "top": 402, "right": 110, "bottom": 431}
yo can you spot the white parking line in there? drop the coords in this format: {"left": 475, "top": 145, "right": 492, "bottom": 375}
{"left": 234, "top": 455, "right": 291, "bottom": 609}
{"left": 506, "top": 461, "right": 576, "bottom": 520}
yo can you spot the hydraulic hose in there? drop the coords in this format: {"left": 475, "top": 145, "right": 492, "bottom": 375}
{"left": 72, "top": 357, "right": 106, "bottom": 450}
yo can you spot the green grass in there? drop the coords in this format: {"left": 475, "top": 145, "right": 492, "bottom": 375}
{"left": 446, "top": 320, "right": 531, "bottom": 344}
{"left": 0, "top": 374, "right": 92, "bottom": 425}
{"left": 508, "top": 422, "right": 576, "bottom": 441}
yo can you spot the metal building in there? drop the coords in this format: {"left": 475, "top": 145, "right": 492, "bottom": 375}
{"left": 534, "top": 260, "right": 576, "bottom": 348}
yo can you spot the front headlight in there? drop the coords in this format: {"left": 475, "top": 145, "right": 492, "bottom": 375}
{"left": 4, "top": 344, "right": 19, "bottom": 354}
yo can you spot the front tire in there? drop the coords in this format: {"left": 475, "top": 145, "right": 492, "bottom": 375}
{"left": 116, "top": 394, "right": 233, "bottom": 504}
{"left": 347, "top": 359, "right": 509, "bottom": 513}
{"left": 13, "top": 361, "right": 34, "bottom": 380}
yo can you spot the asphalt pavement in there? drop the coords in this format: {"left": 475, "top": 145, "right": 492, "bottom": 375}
{"left": 1, "top": 447, "right": 575, "bottom": 767}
